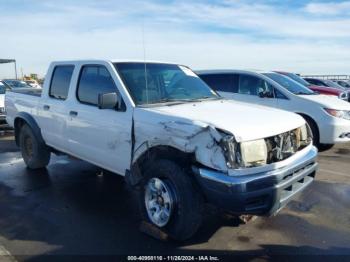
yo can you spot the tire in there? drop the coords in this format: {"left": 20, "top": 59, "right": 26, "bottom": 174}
{"left": 318, "top": 143, "right": 334, "bottom": 152}
{"left": 302, "top": 116, "right": 319, "bottom": 147}
{"left": 302, "top": 117, "right": 334, "bottom": 152}
{"left": 19, "top": 124, "right": 51, "bottom": 169}
{"left": 138, "top": 159, "right": 203, "bottom": 241}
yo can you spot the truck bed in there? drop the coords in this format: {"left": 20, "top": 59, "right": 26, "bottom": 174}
{"left": 10, "top": 88, "right": 42, "bottom": 97}
{"left": 5, "top": 89, "right": 41, "bottom": 127}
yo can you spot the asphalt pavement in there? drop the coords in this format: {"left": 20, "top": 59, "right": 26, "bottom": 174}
{"left": 0, "top": 131, "right": 349, "bottom": 261}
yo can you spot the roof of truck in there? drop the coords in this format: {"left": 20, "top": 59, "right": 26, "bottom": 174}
{"left": 51, "top": 59, "right": 180, "bottom": 65}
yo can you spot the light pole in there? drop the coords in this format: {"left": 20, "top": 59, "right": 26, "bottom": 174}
{"left": 14, "top": 60, "right": 18, "bottom": 79}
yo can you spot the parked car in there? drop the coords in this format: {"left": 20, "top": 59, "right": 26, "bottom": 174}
{"left": 197, "top": 70, "right": 350, "bottom": 150}
{"left": 2, "top": 79, "right": 32, "bottom": 90}
{"left": 5, "top": 60, "right": 318, "bottom": 240}
{"left": 304, "top": 78, "right": 347, "bottom": 90}
{"left": 0, "top": 82, "right": 6, "bottom": 124}
{"left": 275, "top": 71, "right": 348, "bottom": 101}
{"left": 334, "top": 80, "right": 350, "bottom": 88}
{"left": 24, "top": 79, "right": 42, "bottom": 89}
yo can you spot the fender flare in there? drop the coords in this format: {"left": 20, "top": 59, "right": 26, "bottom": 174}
{"left": 14, "top": 112, "right": 45, "bottom": 146}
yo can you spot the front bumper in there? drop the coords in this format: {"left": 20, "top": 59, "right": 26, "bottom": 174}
{"left": 319, "top": 120, "right": 350, "bottom": 144}
{"left": 193, "top": 146, "right": 318, "bottom": 216}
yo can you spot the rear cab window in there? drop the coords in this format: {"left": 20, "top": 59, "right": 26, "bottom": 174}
{"left": 49, "top": 65, "right": 74, "bottom": 100}
{"left": 0, "top": 82, "right": 5, "bottom": 94}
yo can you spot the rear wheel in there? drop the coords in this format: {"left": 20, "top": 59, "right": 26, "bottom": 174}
{"left": 138, "top": 159, "right": 203, "bottom": 241}
{"left": 19, "top": 124, "right": 51, "bottom": 169}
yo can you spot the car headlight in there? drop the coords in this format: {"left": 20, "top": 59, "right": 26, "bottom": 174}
{"left": 324, "top": 108, "right": 350, "bottom": 120}
{"left": 220, "top": 135, "right": 267, "bottom": 169}
{"left": 339, "top": 92, "right": 348, "bottom": 100}
{"left": 240, "top": 139, "right": 267, "bottom": 167}
{"left": 0, "top": 107, "right": 5, "bottom": 114}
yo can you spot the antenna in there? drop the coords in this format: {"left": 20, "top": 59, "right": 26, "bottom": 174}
{"left": 142, "top": 20, "right": 149, "bottom": 104}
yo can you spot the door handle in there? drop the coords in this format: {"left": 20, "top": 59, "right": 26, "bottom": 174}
{"left": 69, "top": 111, "right": 78, "bottom": 117}
{"left": 43, "top": 105, "right": 50, "bottom": 110}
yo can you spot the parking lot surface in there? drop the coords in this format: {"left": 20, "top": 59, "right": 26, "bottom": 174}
{"left": 0, "top": 131, "right": 349, "bottom": 260}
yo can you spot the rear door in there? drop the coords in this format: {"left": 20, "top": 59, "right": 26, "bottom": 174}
{"left": 66, "top": 64, "right": 133, "bottom": 175}
{"left": 39, "top": 65, "right": 74, "bottom": 152}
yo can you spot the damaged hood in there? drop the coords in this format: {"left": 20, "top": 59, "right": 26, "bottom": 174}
{"left": 140, "top": 99, "right": 305, "bottom": 142}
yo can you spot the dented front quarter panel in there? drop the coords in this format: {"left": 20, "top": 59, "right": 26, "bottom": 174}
{"left": 132, "top": 107, "right": 229, "bottom": 172}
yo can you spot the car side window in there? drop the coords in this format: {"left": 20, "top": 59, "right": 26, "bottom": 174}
{"left": 200, "top": 74, "right": 238, "bottom": 93}
{"left": 49, "top": 65, "right": 74, "bottom": 100}
{"left": 77, "top": 65, "right": 118, "bottom": 106}
{"left": 274, "top": 88, "right": 288, "bottom": 99}
{"left": 0, "top": 84, "right": 5, "bottom": 94}
{"left": 238, "top": 74, "right": 273, "bottom": 97}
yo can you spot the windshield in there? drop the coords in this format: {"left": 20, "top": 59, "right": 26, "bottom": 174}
{"left": 0, "top": 83, "right": 5, "bottom": 94}
{"left": 284, "top": 73, "right": 311, "bottom": 87}
{"left": 3, "top": 80, "right": 31, "bottom": 89}
{"left": 264, "top": 73, "right": 315, "bottom": 95}
{"left": 337, "top": 81, "right": 350, "bottom": 88}
{"left": 324, "top": 80, "right": 346, "bottom": 90}
{"left": 114, "top": 63, "right": 219, "bottom": 105}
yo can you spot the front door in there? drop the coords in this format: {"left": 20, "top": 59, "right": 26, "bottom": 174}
{"left": 231, "top": 74, "right": 277, "bottom": 108}
{"left": 66, "top": 64, "right": 133, "bottom": 175}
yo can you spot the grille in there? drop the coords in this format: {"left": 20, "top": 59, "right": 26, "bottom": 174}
{"left": 265, "top": 128, "right": 312, "bottom": 164}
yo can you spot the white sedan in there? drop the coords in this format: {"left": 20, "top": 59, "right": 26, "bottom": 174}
{"left": 197, "top": 69, "right": 350, "bottom": 150}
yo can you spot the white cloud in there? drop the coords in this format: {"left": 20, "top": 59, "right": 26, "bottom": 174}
{"left": 305, "top": 1, "right": 350, "bottom": 15}
{"left": 0, "top": 0, "right": 349, "bottom": 78}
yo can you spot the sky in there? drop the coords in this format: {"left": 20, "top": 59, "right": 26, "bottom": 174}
{"left": 0, "top": 0, "right": 350, "bottom": 78}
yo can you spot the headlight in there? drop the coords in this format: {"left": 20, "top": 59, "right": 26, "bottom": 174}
{"left": 220, "top": 136, "right": 268, "bottom": 169}
{"left": 240, "top": 139, "right": 267, "bottom": 167}
{"left": 339, "top": 92, "right": 348, "bottom": 100}
{"left": 0, "top": 107, "right": 5, "bottom": 114}
{"left": 324, "top": 108, "right": 350, "bottom": 120}
{"left": 220, "top": 135, "right": 238, "bottom": 169}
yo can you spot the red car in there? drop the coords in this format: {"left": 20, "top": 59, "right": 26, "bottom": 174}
{"left": 274, "top": 71, "right": 349, "bottom": 101}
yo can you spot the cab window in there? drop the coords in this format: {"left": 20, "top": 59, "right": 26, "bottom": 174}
{"left": 77, "top": 65, "right": 117, "bottom": 106}
{"left": 49, "top": 65, "right": 74, "bottom": 100}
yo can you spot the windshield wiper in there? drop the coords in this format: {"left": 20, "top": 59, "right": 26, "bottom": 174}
{"left": 295, "top": 92, "right": 315, "bottom": 95}
{"left": 179, "top": 96, "right": 221, "bottom": 102}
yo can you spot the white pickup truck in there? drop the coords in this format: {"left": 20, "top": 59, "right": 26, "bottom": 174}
{"left": 6, "top": 60, "right": 318, "bottom": 240}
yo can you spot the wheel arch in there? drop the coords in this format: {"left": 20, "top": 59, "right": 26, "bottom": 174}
{"left": 296, "top": 112, "right": 320, "bottom": 143}
{"left": 14, "top": 112, "right": 45, "bottom": 147}
{"left": 126, "top": 145, "right": 195, "bottom": 187}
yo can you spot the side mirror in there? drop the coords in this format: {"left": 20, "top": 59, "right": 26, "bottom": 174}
{"left": 98, "top": 92, "right": 119, "bottom": 109}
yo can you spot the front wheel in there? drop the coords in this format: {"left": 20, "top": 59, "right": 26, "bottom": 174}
{"left": 318, "top": 143, "right": 334, "bottom": 152}
{"left": 138, "top": 159, "right": 203, "bottom": 241}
